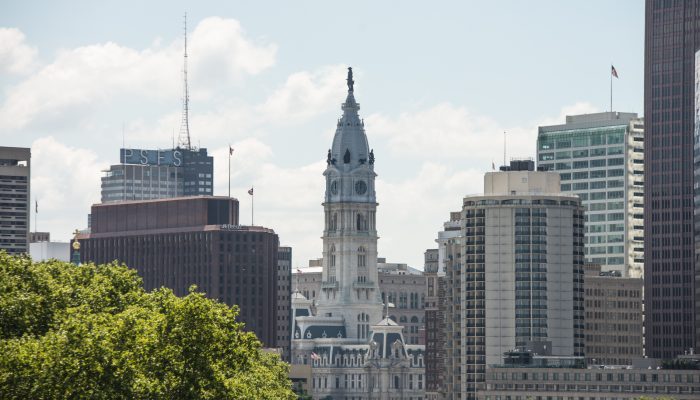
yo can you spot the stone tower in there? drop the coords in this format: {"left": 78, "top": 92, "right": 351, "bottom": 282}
{"left": 316, "top": 67, "right": 383, "bottom": 337}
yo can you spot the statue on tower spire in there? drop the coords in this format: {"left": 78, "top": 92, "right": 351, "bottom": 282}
{"left": 347, "top": 67, "right": 354, "bottom": 93}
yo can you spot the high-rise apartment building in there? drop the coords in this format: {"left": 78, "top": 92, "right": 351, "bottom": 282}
{"left": 442, "top": 160, "right": 584, "bottom": 400}
{"left": 583, "top": 264, "right": 643, "bottom": 366}
{"left": 101, "top": 147, "right": 213, "bottom": 203}
{"left": 424, "top": 248, "right": 446, "bottom": 400}
{"left": 645, "top": 0, "right": 700, "bottom": 359}
{"left": 0, "top": 147, "right": 30, "bottom": 255}
{"left": 278, "top": 246, "right": 292, "bottom": 361}
{"left": 537, "top": 112, "right": 644, "bottom": 277}
{"left": 77, "top": 196, "right": 281, "bottom": 348}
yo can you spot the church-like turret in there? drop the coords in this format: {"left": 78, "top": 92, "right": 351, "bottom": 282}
{"left": 317, "top": 68, "right": 383, "bottom": 337}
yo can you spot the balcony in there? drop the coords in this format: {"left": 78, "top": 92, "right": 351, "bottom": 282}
{"left": 321, "top": 281, "right": 338, "bottom": 289}
{"left": 352, "top": 280, "right": 375, "bottom": 289}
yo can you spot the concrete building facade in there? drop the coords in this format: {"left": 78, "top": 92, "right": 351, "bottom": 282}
{"left": 480, "top": 352, "right": 700, "bottom": 400}
{"left": 442, "top": 160, "right": 584, "bottom": 400}
{"left": 537, "top": 112, "right": 644, "bottom": 277}
{"left": 583, "top": 264, "right": 643, "bottom": 366}
{"left": 293, "top": 260, "right": 427, "bottom": 346}
{"left": 0, "top": 147, "right": 30, "bottom": 255}
{"left": 278, "top": 246, "right": 292, "bottom": 361}
{"left": 101, "top": 147, "right": 213, "bottom": 203}
{"left": 77, "top": 196, "right": 281, "bottom": 348}
{"left": 424, "top": 248, "right": 446, "bottom": 400}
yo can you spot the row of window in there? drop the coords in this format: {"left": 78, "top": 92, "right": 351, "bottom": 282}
{"left": 539, "top": 145, "right": 627, "bottom": 161}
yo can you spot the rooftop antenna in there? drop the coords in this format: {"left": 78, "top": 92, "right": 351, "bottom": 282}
{"left": 503, "top": 131, "right": 507, "bottom": 167}
{"left": 177, "top": 12, "right": 192, "bottom": 150}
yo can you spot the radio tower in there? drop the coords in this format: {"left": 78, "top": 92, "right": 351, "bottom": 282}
{"left": 177, "top": 13, "right": 192, "bottom": 150}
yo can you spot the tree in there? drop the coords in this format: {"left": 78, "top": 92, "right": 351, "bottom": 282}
{"left": 0, "top": 252, "right": 295, "bottom": 399}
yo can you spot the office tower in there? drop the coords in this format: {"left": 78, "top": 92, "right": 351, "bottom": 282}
{"left": 537, "top": 112, "right": 644, "bottom": 277}
{"left": 278, "top": 246, "right": 292, "bottom": 361}
{"left": 583, "top": 264, "right": 643, "bottom": 366}
{"left": 424, "top": 248, "right": 446, "bottom": 400}
{"left": 101, "top": 147, "right": 213, "bottom": 203}
{"left": 442, "top": 160, "right": 584, "bottom": 400}
{"left": 0, "top": 147, "right": 30, "bottom": 255}
{"left": 289, "top": 68, "right": 425, "bottom": 399}
{"left": 77, "top": 196, "right": 281, "bottom": 348}
{"left": 645, "top": 0, "right": 700, "bottom": 359}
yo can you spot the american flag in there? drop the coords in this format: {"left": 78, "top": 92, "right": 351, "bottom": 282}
{"left": 248, "top": 187, "right": 254, "bottom": 195}
{"left": 310, "top": 352, "right": 320, "bottom": 360}
{"left": 611, "top": 65, "right": 619, "bottom": 78}
{"left": 296, "top": 268, "right": 303, "bottom": 274}
{"left": 229, "top": 145, "right": 234, "bottom": 156}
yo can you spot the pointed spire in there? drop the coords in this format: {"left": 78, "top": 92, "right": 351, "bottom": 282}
{"left": 178, "top": 12, "right": 192, "bottom": 150}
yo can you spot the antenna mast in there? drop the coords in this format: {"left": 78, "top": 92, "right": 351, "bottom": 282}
{"left": 177, "top": 13, "right": 192, "bottom": 150}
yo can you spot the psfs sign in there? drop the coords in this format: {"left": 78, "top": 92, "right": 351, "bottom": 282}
{"left": 120, "top": 148, "right": 183, "bottom": 167}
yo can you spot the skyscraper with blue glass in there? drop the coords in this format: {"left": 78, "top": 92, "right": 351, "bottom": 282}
{"left": 537, "top": 112, "right": 644, "bottom": 278}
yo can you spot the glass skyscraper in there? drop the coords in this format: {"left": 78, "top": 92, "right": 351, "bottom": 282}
{"left": 537, "top": 112, "right": 644, "bottom": 277}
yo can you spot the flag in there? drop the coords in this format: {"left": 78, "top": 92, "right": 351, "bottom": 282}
{"left": 297, "top": 268, "right": 303, "bottom": 274}
{"left": 248, "top": 187, "right": 254, "bottom": 195}
{"left": 35, "top": 200, "right": 38, "bottom": 213}
{"left": 611, "top": 65, "right": 619, "bottom": 78}
{"left": 491, "top": 161, "right": 495, "bottom": 171}
{"left": 310, "top": 352, "right": 320, "bottom": 361}
{"left": 229, "top": 145, "right": 234, "bottom": 156}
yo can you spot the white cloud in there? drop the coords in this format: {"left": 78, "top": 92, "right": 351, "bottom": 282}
{"left": 0, "top": 17, "right": 276, "bottom": 131}
{"left": 0, "top": 28, "right": 37, "bottom": 74}
{"left": 190, "top": 17, "right": 276, "bottom": 86}
{"left": 30, "top": 136, "right": 107, "bottom": 240}
{"left": 258, "top": 65, "right": 347, "bottom": 124}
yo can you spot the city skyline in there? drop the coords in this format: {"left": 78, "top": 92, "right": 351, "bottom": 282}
{"left": 0, "top": 1, "right": 644, "bottom": 268}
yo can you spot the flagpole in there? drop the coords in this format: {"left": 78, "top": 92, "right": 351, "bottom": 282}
{"left": 610, "top": 65, "right": 613, "bottom": 112}
{"left": 228, "top": 145, "right": 231, "bottom": 198}
{"left": 251, "top": 187, "right": 254, "bottom": 226}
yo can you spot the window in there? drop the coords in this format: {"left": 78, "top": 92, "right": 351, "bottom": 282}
{"left": 539, "top": 153, "right": 555, "bottom": 161}
{"left": 590, "top": 159, "right": 606, "bottom": 167}
{"left": 358, "top": 247, "right": 367, "bottom": 267}
{"left": 591, "top": 170, "right": 606, "bottom": 178}
{"left": 608, "top": 157, "right": 624, "bottom": 166}
{"left": 573, "top": 161, "right": 589, "bottom": 169}
{"left": 573, "top": 149, "right": 588, "bottom": 158}
{"left": 590, "top": 181, "right": 606, "bottom": 189}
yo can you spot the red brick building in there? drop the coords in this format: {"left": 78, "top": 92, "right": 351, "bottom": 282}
{"left": 78, "top": 196, "right": 280, "bottom": 348}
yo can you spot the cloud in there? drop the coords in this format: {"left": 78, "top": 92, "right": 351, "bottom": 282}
{"left": 190, "top": 17, "right": 276, "bottom": 86}
{"left": 366, "top": 101, "right": 600, "bottom": 164}
{"left": 258, "top": 65, "right": 347, "bottom": 124}
{"left": 126, "top": 64, "right": 348, "bottom": 144}
{"left": 30, "top": 136, "right": 107, "bottom": 239}
{"left": 0, "top": 17, "right": 276, "bottom": 131}
{"left": 0, "top": 28, "right": 37, "bottom": 74}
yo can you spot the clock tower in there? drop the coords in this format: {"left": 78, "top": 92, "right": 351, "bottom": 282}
{"left": 316, "top": 67, "right": 383, "bottom": 337}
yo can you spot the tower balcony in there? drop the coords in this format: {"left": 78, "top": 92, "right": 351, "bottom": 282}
{"left": 352, "top": 280, "right": 376, "bottom": 289}
{"left": 321, "top": 281, "right": 338, "bottom": 290}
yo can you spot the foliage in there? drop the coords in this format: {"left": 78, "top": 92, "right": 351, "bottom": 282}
{"left": 661, "top": 358, "right": 700, "bottom": 370}
{"left": 0, "top": 252, "right": 295, "bottom": 399}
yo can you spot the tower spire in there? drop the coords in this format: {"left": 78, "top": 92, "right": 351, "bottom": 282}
{"left": 177, "top": 13, "right": 192, "bottom": 150}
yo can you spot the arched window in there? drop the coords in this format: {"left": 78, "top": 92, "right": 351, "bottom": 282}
{"left": 332, "top": 213, "right": 338, "bottom": 230}
{"left": 410, "top": 316, "right": 419, "bottom": 323}
{"left": 399, "top": 316, "right": 407, "bottom": 323}
{"left": 394, "top": 376, "right": 400, "bottom": 389}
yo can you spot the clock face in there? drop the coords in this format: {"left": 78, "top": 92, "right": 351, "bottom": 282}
{"left": 330, "top": 180, "right": 338, "bottom": 195}
{"left": 355, "top": 180, "right": 367, "bottom": 195}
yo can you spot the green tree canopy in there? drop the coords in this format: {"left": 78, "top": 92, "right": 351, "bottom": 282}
{"left": 0, "top": 252, "right": 295, "bottom": 399}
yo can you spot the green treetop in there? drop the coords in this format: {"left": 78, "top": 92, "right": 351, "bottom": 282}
{"left": 0, "top": 252, "right": 295, "bottom": 399}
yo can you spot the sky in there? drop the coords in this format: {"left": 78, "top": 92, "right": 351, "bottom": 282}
{"left": 0, "top": 1, "right": 644, "bottom": 269}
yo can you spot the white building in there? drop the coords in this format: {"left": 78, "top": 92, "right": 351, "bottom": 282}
{"left": 537, "top": 112, "right": 644, "bottom": 277}
{"left": 441, "top": 160, "right": 584, "bottom": 400}
{"left": 29, "top": 241, "right": 70, "bottom": 262}
{"left": 291, "top": 68, "right": 424, "bottom": 400}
